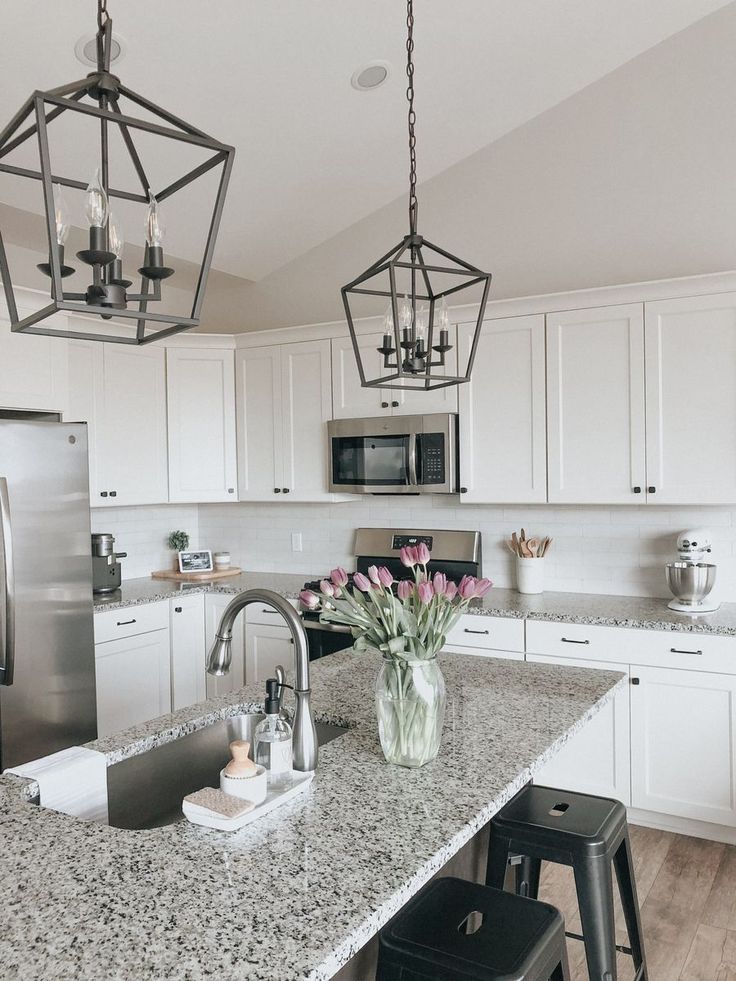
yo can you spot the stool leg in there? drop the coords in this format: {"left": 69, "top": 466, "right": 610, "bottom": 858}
{"left": 485, "top": 829, "right": 512, "bottom": 889}
{"left": 516, "top": 854, "right": 542, "bottom": 900}
{"left": 573, "top": 858, "right": 617, "bottom": 981}
{"left": 613, "top": 835, "right": 648, "bottom": 980}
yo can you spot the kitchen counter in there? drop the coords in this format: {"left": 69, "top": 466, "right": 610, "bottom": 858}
{"left": 95, "top": 575, "right": 736, "bottom": 636}
{"left": 0, "top": 650, "right": 623, "bottom": 980}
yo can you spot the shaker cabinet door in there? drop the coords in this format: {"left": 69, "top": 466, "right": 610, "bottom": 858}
{"left": 331, "top": 332, "right": 389, "bottom": 419}
{"left": 95, "top": 629, "right": 171, "bottom": 738}
{"left": 458, "top": 315, "right": 546, "bottom": 503}
{"left": 170, "top": 595, "right": 207, "bottom": 710}
{"left": 236, "top": 345, "right": 283, "bottom": 500}
{"left": 245, "top": 623, "right": 294, "bottom": 686}
{"left": 167, "top": 347, "right": 237, "bottom": 503}
{"left": 281, "top": 339, "right": 333, "bottom": 500}
{"left": 546, "top": 304, "right": 646, "bottom": 504}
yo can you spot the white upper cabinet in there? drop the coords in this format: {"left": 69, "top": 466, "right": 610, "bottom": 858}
{"left": 167, "top": 347, "right": 237, "bottom": 503}
{"left": 237, "top": 339, "right": 333, "bottom": 501}
{"left": 645, "top": 293, "right": 736, "bottom": 504}
{"left": 0, "top": 312, "right": 68, "bottom": 413}
{"left": 458, "top": 315, "right": 546, "bottom": 503}
{"left": 331, "top": 330, "right": 457, "bottom": 419}
{"left": 68, "top": 341, "right": 169, "bottom": 507}
{"left": 546, "top": 304, "right": 646, "bottom": 504}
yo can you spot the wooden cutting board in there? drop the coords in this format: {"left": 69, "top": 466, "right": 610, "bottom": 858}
{"left": 151, "top": 567, "right": 243, "bottom": 582}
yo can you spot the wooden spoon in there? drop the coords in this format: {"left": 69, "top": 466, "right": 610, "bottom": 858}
{"left": 511, "top": 531, "right": 520, "bottom": 556}
{"left": 527, "top": 538, "right": 540, "bottom": 557}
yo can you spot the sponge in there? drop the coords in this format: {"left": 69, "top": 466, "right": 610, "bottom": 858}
{"left": 183, "top": 787, "right": 255, "bottom": 819}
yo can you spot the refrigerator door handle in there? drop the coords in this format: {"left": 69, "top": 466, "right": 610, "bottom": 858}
{"left": 0, "top": 477, "right": 15, "bottom": 686}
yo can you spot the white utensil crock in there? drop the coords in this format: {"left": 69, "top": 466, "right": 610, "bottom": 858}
{"left": 516, "top": 556, "right": 545, "bottom": 595}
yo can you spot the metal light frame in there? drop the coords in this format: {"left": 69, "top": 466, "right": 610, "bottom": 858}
{"left": 0, "top": 10, "right": 235, "bottom": 345}
{"left": 341, "top": 0, "right": 492, "bottom": 391}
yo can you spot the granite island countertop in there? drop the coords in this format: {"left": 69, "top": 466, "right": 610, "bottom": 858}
{"left": 0, "top": 650, "right": 624, "bottom": 980}
{"left": 94, "top": 575, "right": 736, "bottom": 636}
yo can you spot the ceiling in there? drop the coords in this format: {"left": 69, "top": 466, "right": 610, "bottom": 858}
{"left": 0, "top": 0, "right": 733, "bottom": 331}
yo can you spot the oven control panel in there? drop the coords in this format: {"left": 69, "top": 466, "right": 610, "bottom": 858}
{"left": 392, "top": 534, "right": 433, "bottom": 551}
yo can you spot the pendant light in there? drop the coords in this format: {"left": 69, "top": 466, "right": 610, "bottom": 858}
{"left": 0, "top": 0, "right": 234, "bottom": 344}
{"left": 341, "top": 0, "right": 492, "bottom": 391}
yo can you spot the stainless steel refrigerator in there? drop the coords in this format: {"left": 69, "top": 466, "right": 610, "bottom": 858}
{"left": 0, "top": 416, "right": 97, "bottom": 770}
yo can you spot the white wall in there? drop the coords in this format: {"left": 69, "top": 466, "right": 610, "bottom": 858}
{"left": 90, "top": 505, "right": 200, "bottom": 581}
{"left": 197, "top": 498, "right": 736, "bottom": 602}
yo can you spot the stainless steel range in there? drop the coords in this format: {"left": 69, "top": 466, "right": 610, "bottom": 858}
{"left": 300, "top": 527, "right": 482, "bottom": 660}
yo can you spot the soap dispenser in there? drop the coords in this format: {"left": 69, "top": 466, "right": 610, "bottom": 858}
{"left": 254, "top": 677, "right": 293, "bottom": 790}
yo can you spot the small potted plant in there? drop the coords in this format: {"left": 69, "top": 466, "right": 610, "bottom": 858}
{"left": 167, "top": 530, "right": 190, "bottom": 570}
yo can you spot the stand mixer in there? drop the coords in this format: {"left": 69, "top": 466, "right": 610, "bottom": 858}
{"left": 665, "top": 528, "right": 719, "bottom": 614}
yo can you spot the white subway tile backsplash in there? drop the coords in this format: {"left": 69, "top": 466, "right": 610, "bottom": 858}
{"left": 90, "top": 505, "right": 199, "bottom": 581}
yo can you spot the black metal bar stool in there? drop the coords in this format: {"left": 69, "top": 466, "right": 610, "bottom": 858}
{"left": 376, "top": 875, "right": 571, "bottom": 980}
{"left": 486, "top": 785, "right": 648, "bottom": 981}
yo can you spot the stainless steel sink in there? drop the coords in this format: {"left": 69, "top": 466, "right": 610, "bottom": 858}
{"left": 30, "top": 714, "right": 347, "bottom": 830}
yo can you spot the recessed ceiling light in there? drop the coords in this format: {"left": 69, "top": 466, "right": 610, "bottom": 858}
{"left": 74, "top": 32, "right": 126, "bottom": 67}
{"left": 351, "top": 61, "right": 390, "bottom": 91}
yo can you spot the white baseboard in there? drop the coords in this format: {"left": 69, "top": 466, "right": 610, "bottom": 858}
{"left": 628, "top": 807, "right": 736, "bottom": 845}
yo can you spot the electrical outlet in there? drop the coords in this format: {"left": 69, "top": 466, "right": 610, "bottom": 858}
{"left": 291, "top": 532, "right": 303, "bottom": 552}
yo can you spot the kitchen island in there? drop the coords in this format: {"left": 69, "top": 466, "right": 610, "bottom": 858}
{"left": 0, "top": 649, "right": 624, "bottom": 980}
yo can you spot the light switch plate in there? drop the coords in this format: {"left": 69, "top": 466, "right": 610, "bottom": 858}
{"left": 291, "top": 532, "right": 303, "bottom": 552}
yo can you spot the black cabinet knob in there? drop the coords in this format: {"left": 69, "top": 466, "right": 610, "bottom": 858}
{"left": 274, "top": 488, "right": 281, "bottom": 493}
{"left": 381, "top": 401, "right": 389, "bottom": 408}
{"left": 633, "top": 486, "right": 642, "bottom": 494}
{"left": 391, "top": 400, "right": 399, "bottom": 408}
{"left": 100, "top": 491, "right": 108, "bottom": 498}
{"left": 174, "top": 606, "right": 182, "bottom": 613}
{"left": 283, "top": 487, "right": 290, "bottom": 494}
{"left": 460, "top": 487, "right": 468, "bottom": 494}
{"left": 631, "top": 677, "right": 640, "bottom": 685}
{"left": 110, "top": 491, "right": 117, "bottom": 497}
{"left": 648, "top": 486, "right": 656, "bottom": 494}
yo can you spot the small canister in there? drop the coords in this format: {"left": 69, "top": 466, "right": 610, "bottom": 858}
{"left": 214, "top": 551, "right": 231, "bottom": 571}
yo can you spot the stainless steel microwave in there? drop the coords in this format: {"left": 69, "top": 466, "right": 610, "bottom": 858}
{"left": 328, "top": 413, "right": 458, "bottom": 494}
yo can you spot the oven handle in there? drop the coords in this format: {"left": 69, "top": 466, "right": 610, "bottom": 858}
{"left": 302, "top": 619, "right": 352, "bottom": 635}
{"left": 0, "top": 477, "right": 15, "bottom": 687}
{"left": 408, "top": 435, "right": 418, "bottom": 486}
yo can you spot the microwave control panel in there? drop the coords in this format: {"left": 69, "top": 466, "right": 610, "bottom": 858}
{"left": 418, "top": 433, "right": 446, "bottom": 484}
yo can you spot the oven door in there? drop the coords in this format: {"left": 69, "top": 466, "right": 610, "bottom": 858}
{"left": 303, "top": 619, "right": 354, "bottom": 659}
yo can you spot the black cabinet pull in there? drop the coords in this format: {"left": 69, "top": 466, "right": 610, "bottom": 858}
{"left": 174, "top": 607, "right": 182, "bottom": 613}
{"left": 100, "top": 491, "right": 108, "bottom": 497}
{"left": 561, "top": 637, "right": 590, "bottom": 645}
{"left": 282, "top": 487, "right": 290, "bottom": 494}
{"left": 274, "top": 487, "right": 281, "bottom": 493}
{"left": 670, "top": 647, "right": 703, "bottom": 656}
{"left": 464, "top": 628, "right": 490, "bottom": 635}
{"left": 460, "top": 487, "right": 468, "bottom": 494}
{"left": 227, "top": 488, "right": 235, "bottom": 494}
{"left": 648, "top": 486, "right": 656, "bottom": 494}
{"left": 631, "top": 677, "right": 640, "bottom": 685}
{"left": 391, "top": 400, "right": 399, "bottom": 407}
{"left": 633, "top": 486, "right": 642, "bottom": 494}
{"left": 116, "top": 619, "right": 136, "bottom": 626}
{"left": 110, "top": 491, "right": 117, "bottom": 497}
{"left": 381, "top": 401, "right": 389, "bottom": 408}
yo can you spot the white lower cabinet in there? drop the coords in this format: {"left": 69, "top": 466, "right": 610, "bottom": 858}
{"left": 170, "top": 595, "right": 207, "bottom": 710}
{"left": 245, "top": 623, "right": 294, "bottom": 685}
{"left": 630, "top": 665, "right": 736, "bottom": 826}
{"left": 95, "top": 629, "right": 171, "bottom": 739}
{"left": 528, "top": 654, "right": 631, "bottom": 805}
{"left": 444, "top": 614, "right": 525, "bottom": 660}
{"left": 204, "top": 593, "right": 245, "bottom": 698}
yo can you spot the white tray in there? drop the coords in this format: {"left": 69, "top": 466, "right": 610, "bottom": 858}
{"left": 182, "top": 771, "right": 314, "bottom": 832}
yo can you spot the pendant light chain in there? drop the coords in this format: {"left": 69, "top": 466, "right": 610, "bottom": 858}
{"left": 406, "top": 0, "right": 418, "bottom": 237}
{"left": 97, "top": 0, "right": 110, "bottom": 33}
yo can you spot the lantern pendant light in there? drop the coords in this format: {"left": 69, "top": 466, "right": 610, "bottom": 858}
{"left": 341, "top": 0, "right": 492, "bottom": 391}
{"left": 0, "top": 0, "right": 234, "bottom": 344}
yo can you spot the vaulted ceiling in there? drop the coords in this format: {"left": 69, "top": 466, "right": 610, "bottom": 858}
{"left": 0, "top": 0, "right": 733, "bottom": 332}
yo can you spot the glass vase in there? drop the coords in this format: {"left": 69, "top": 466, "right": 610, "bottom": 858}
{"left": 375, "top": 655, "right": 446, "bottom": 767}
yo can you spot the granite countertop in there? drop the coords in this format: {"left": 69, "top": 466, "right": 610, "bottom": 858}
{"left": 0, "top": 650, "right": 624, "bottom": 980}
{"left": 94, "top": 575, "right": 736, "bottom": 636}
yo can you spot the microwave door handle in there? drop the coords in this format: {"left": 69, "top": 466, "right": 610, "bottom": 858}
{"left": 408, "top": 436, "right": 419, "bottom": 486}
{"left": 0, "top": 478, "right": 16, "bottom": 686}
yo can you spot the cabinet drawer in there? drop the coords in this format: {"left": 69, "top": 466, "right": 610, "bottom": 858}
{"left": 94, "top": 600, "right": 169, "bottom": 645}
{"left": 445, "top": 615, "right": 524, "bottom": 653}
{"left": 627, "top": 630, "right": 736, "bottom": 674}
{"left": 245, "top": 598, "right": 300, "bottom": 626}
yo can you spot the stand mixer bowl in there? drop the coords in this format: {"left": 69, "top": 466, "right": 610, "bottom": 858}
{"left": 665, "top": 562, "right": 716, "bottom": 606}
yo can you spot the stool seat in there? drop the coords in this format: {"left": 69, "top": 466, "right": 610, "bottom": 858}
{"left": 493, "top": 785, "right": 627, "bottom": 860}
{"left": 377, "top": 876, "right": 570, "bottom": 981}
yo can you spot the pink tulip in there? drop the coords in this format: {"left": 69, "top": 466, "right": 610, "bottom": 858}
{"left": 475, "top": 578, "right": 493, "bottom": 598}
{"left": 353, "top": 572, "right": 371, "bottom": 592}
{"left": 319, "top": 579, "right": 335, "bottom": 597}
{"left": 417, "top": 581, "right": 434, "bottom": 604}
{"left": 444, "top": 581, "right": 458, "bottom": 600}
{"left": 416, "top": 542, "right": 431, "bottom": 565}
{"left": 299, "top": 589, "right": 320, "bottom": 610}
{"left": 331, "top": 567, "right": 349, "bottom": 588}
{"left": 458, "top": 576, "right": 477, "bottom": 600}
{"left": 400, "top": 546, "right": 418, "bottom": 568}
{"left": 367, "top": 565, "right": 381, "bottom": 585}
{"left": 433, "top": 571, "right": 448, "bottom": 594}
{"left": 378, "top": 566, "right": 394, "bottom": 588}
{"left": 397, "top": 579, "right": 414, "bottom": 601}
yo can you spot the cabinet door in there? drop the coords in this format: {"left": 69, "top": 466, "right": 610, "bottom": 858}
{"left": 236, "top": 345, "right": 283, "bottom": 500}
{"left": 393, "top": 338, "right": 459, "bottom": 416}
{"left": 167, "top": 347, "right": 237, "bottom": 503}
{"left": 547, "top": 304, "right": 646, "bottom": 504}
{"left": 204, "top": 593, "right": 245, "bottom": 697}
{"left": 245, "top": 623, "right": 294, "bottom": 685}
{"left": 645, "top": 293, "right": 736, "bottom": 504}
{"left": 170, "top": 595, "right": 206, "bottom": 710}
{"left": 528, "top": 655, "right": 631, "bottom": 804}
{"left": 331, "top": 332, "right": 389, "bottom": 419}
{"left": 0, "top": 312, "right": 68, "bottom": 413}
{"left": 281, "top": 339, "right": 333, "bottom": 500}
{"left": 458, "top": 315, "right": 546, "bottom": 503}
{"left": 630, "top": 665, "right": 736, "bottom": 825}
{"left": 95, "top": 630, "right": 171, "bottom": 738}
{"left": 67, "top": 339, "right": 104, "bottom": 499}
{"left": 99, "top": 345, "right": 169, "bottom": 506}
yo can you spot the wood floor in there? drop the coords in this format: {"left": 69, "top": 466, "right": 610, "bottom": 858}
{"left": 538, "top": 824, "right": 736, "bottom": 980}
